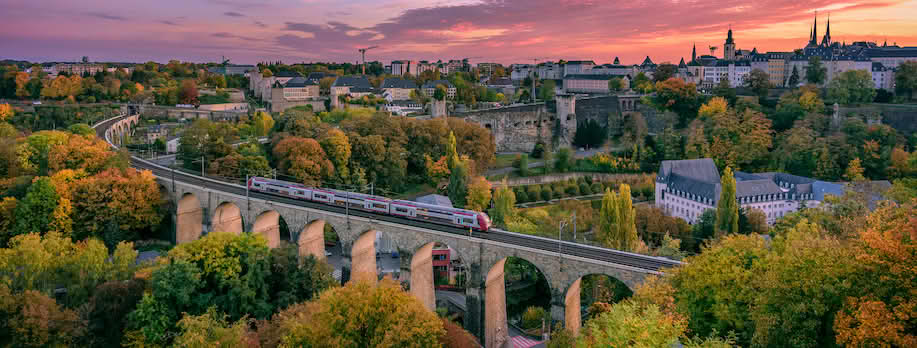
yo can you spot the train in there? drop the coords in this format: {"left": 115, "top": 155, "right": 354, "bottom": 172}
{"left": 247, "top": 177, "right": 492, "bottom": 232}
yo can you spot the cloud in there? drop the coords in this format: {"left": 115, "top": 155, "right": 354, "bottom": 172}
{"left": 253, "top": 21, "right": 267, "bottom": 28}
{"left": 212, "top": 32, "right": 258, "bottom": 41}
{"left": 159, "top": 20, "right": 178, "bottom": 26}
{"left": 224, "top": 11, "right": 245, "bottom": 17}
{"left": 85, "top": 12, "right": 127, "bottom": 21}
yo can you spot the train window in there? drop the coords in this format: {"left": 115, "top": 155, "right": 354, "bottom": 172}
{"left": 373, "top": 203, "right": 386, "bottom": 209}
{"left": 395, "top": 207, "right": 408, "bottom": 213}
{"left": 315, "top": 194, "right": 326, "bottom": 199}
{"left": 297, "top": 191, "right": 304, "bottom": 195}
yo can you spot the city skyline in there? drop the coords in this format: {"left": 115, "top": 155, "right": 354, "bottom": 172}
{"left": 1, "top": 0, "right": 916, "bottom": 65}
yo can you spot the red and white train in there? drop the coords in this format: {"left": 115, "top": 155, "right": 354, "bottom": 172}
{"left": 247, "top": 177, "right": 492, "bottom": 231}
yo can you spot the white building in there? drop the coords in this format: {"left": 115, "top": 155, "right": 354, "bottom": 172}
{"left": 510, "top": 64, "right": 533, "bottom": 82}
{"left": 563, "top": 61, "right": 596, "bottom": 76}
{"left": 421, "top": 80, "right": 456, "bottom": 99}
{"left": 384, "top": 100, "right": 424, "bottom": 116}
{"left": 537, "top": 62, "right": 564, "bottom": 80}
{"left": 655, "top": 159, "right": 844, "bottom": 225}
{"left": 390, "top": 60, "right": 419, "bottom": 76}
{"left": 703, "top": 60, "right": 751, "bottom": 87}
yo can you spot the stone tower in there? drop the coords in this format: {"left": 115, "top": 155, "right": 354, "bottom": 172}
{"left": 724, "top": 26, "right": 736, "bottom": 61}
{"left": 555, "top": 94, "right": 576, "bottom": 148}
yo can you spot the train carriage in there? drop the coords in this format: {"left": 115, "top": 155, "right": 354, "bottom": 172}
{"left": 247, "top": 177, "right": 491, "bottom": 231}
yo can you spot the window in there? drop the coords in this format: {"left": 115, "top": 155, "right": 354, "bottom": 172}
{"left": 373, "top": 203, "right": 386, "bottom": 209}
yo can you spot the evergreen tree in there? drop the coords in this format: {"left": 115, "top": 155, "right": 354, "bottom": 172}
{"left": 517, "top": 154, "right": 529, "bottom": 177}
{"left": 617, "top": 183, "right": 638, "bottom": 251}
{"left": 447, "top": 160, "right": 469, "bottom": 207}
{"left": 599, "top": 188, "right": 620, "bottom": 248}
{"left": 788, "top": 66, "right": 800, "bottom": 87}
{"left": 715, "top": 167, "right": 739, "bottom": 236}
{"left": 805, "top": 56, "right": 827, "bottom": 85}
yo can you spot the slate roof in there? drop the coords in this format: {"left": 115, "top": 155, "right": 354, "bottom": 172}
{"left": 566, "top": 60, "right": 596, "bottom": 65}
{"left": 735, "top": 179, "right": 784, "bottom": 198}
{"left": 381, "top": 77, "right": 417, "bottom": 89}
{"left": 283, "top": 76, "right": 317, "bottom": 87}
{"left": 274, "top": 70, "right": 302, "bottom": 78}
{"left": 564, "top": 74, "right": 624, "bottom": 80}
{"left": 487, "top": 77, "right": 514, "bottom": 86}
{"left": 332, "top": 76, "right": 372, "bottom": 89}
{"left": 866, "top": 47, "right": 917, "bottom": 58}
{"left": 415, "top": 194, "right": 453, "bottom": 208}
{"left": 422, "top": 80, "right": 455, "bottom": 89}
{"left": 667, "top": 174, "right": 720, "bottom": 201}
{"left": 658, "top": 159, "right": 720, "bottom": 183}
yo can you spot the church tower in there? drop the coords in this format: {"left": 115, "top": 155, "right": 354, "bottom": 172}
{"left": 692, "top": 42, "right": 697, "bottom": 62}
{"left": 807, "top": 13, "right": 819, "bottom": 48}
{"left": 724, "top": 27, "right": 736, "bottom": 61}
{"left": 821, "top": 16, "right": 832, "bottom": 46}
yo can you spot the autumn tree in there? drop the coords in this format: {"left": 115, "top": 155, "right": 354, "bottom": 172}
{"left": 653, "top": 77, "right": 702, "bottom": 127}
{"left": 12, "top": 177, "right": 67, "bottom": 238}
{"left": 276, "top": 279, "right": 444, "bottom": 348}
{"left": 0, "top": 103, "right": 12, "bottom": 121}
{"left": 447, "top": 160, "right": 469, "bottom": 208}
{"left": 251, "top": 111, "right": 275, "bottom": 137}
{"left": 272, "top": 137, "right": 334, "bottom": 186}
{"left": 172, "top": 308, "right": 255, "bottom": 348}
{"left": 0, "top": 286, "right": 86, "bottom": 347}
{"left": 577, "top": 301, "right": 685, "bottom": 347}
{"left": 716, "top": 167, "right": 739, "bottom": 236}
{"left": 598, "top": 184, "right": 639, "bottom": 251}
{"left": 48, "top": 133, "right": 114, "bottom": 174}
{"left": 835, "top": 202, "right": 917, "bottom": 347}
{"left": 465, "top": 176, "right": 491, "bottom": 212}
{"left": 788, "top": 65, "right": 801, "bottom": 87}
{"left": 70, "top": 168, "right": 163, "bottom": 246}
{"left": 844, "top": 157, "right": 866, "bottom": 181}
{"left": 319, "top": 129, "right": 352, "bottom": 183}
{"left": 653, "top": 63, "right": 678, "bottom": 82}
{"left": 179, "top": 79, "right": 199, "bottom": 104}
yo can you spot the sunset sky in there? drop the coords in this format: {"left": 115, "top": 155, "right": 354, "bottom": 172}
{"left": 1, "top": 0, "right": 916, "bottom": 66}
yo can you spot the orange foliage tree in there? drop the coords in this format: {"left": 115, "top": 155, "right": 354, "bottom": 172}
{"left": 272, "top": 137, "right": 334, "bottom": 186}
{"left": 70, "top": 168, "right": 163, "bottom": 244}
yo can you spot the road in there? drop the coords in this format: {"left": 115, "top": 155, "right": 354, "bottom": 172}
{"left": 435, "top": 290, "right": 545, "bottom": 348}
{"left": 97, "top": 115, "right": 682, "bottom": 273}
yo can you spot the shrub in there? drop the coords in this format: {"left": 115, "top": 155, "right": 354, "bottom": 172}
{"left": 566, "top": 184, "right": 580, "bottom": 196}
{"left": 541, "top": 187, "right": 553, "bottom": 201}
{"left": 580, "top": 183, "right": 592, "bottom": 195}
{"left": 516, "top": 191, "right": 529, "bottom": 203}
{"left": 591, "top": 182, "right": 603, "bottom": 194}
{"left": 521, "top": 306, "right": 548, "bottom": 330}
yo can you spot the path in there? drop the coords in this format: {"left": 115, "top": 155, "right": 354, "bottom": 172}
{"left": 485, "top": 149, "right": 604, "bottom": 177}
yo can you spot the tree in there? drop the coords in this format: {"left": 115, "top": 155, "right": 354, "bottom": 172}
{"left": 277, "top": 279, "right": 445, "bottom": 348}
{"left": 0, "top": 103, "right": 12, "bottom": 121}
{"left": 538, "top": 79, "right": 556, "bottom": 101}
{"left": 0, "top": 286, "right": 86, "bottom": 347}
{"left": 698, "top": 96, "right": 729, "bottom": 119}
{"left": 788, "top": 65, "right": 800, "bottom": 87}
{"left": 827, "top": 70, "right": 877, "bottom": 105}
{"left": 598, "top": 184, "right": 639, "bottom": 251}
{"left": 895, "top": 60, "right": 917, "bottom": 100}
{"left": 712, "top": 79, "right": 737, "bottom": 105}
{"left": 744, "top": 69, "right": 771, "bottom": 99}
{"left": 745, "top": 208, "right": 768, "bottom": 234}
{"left": 84, "top": 278, "right": 147, "bottom": 347}
{"left": 12, "top": 177, "right": 64, "bottom": 238}
{"left": 554, "top": 147, "right": 573, "bottom": 172}
{"left": 272, "top": 137, "right": 334, "bottom": 186}
{"left": 266, "top": 242, "right": 337, "bottom": 310}
{"left": 173, "top": 308, "right": 254, "bottom": 348}
{"left": 319, "top": 129, "right": 352, "bottom": 182}
{"left": 433, "top": 85, "right": 447, "bottom": 101}
{"left": 716, "top": 167, "right": 739, "bottom": 236}
{"left": 251, "top": 111, "right": 275, "bottom": 137}
{"left": 446, "top": 131, "right": 458, "bottom": 169}
{"left": 835, "top": 202, "right": 917, "bottom": 347}
{"left": 577, "top": 301, "right": 685, "bottom": 348}
{"left": 805, "top": 56, "right": 827, "bottom": 85}
{"left": 70, "top": 168, "right": 163, "bottom": 245}
{"left": 447, "top": 160, "right": 469, "bottom": 208}
{"left": 490, "top": 180, "right": 515, "bottom": 227}
{"left": 48, "top": 133, "right": 114, "bottom": 174}
{"left": 179, "top": 79, "right": 199, "bottom": 104}
{"left": 653, "top": 63, "right": 678, "bottom": 83}
{"left": 465, "top": 176, "right": 492, "bottom": 212}
{"left": 608, "top": 77, "right": 624, "bottom": 92}
{"left": 517, "top": 154, "right": 530, "bottom": 177}
{"left": 653, "top": 77, "right": 702, "bottom": 127}
{"left": 843, "top": 157, "right": 866, "bottom": 181}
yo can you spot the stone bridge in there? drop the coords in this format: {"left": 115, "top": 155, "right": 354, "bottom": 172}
{"left": 99, "top": 114, "right": 677, "bottom": 347}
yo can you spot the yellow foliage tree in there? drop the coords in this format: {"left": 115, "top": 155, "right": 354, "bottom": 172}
{"left": 465, "top": 176, "right": 492, "bottom": 212}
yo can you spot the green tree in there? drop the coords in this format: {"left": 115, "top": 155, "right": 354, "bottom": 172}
{"left": 895, "top": 60, "right": 917, "bottom": 100}
{"left": 713, "top": 78, "right": 737, "bottom": 105}
{"left": 715, "top": 167, "right": 739, "bottom": 236}
{"left": 447, "top": 160, "right": 469, "bottom": 208}
{"left": 490, "top": 180, "right": 516, "bottom": 227}
{"left": 173, "top": 308, "right": 252, "bottom": 348}
{"left": 577, "top": 301, "right": 685, "bottom": 348}
{"left": 598, "top": 184, "right": 639, "bottom": 251}
{"left": 788, "top": 65, "right": 800, "bottom": 87}
{"left": 538, "top": 79, "right": 556, "bottom": 101}
{"left": 554, "top": 147, "right": 573, "bottom": 172}
{"left": 517, "top": 154, "right": 530, "bottom": 177}
{"left": 653, "top": 63, "right": 678, "bottom": 83}
{"left": 744, "top": 68, "right": 771, "bottom": 99}
{"left": 251, "top": 111, "right": 275, "bottom": 137}
{"left": 126, "top": 260, "right": 203, "bottom": 346}
{"left": 541, "top": 149, "right": 552, "bottom": 175}
{"left": 608, "top": 77, "right": 624, "bottom": 92}
{"left": 805, "top": 56, "right": 827, "bottom": 85}
{"left": 446, "top": 131, "right": 458, "bottom": 169}
{"left": 12, "top": 177, "right": 63, "bottom": 237}
{"left": 266, "top": 242, "right": 337, "bottom": 310}
{"left": 465, "top": 176, "right": 491, "bottom": 212}
{"left": 827, "top": 70, "right": 877, "bottom": 105}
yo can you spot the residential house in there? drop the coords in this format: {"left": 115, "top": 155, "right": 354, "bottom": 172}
{"left": 421, "top": 80, "right": 456, "bottom": 99}
{"left": 381, "top": 77, "right": 418, "bottom": 101}
{"left": 269, "top": 76, "right": 323, "bottom": 113}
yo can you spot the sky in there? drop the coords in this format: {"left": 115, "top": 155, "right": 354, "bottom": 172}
{"left": 1, "top": 0, "right": 916, "bottom": 66}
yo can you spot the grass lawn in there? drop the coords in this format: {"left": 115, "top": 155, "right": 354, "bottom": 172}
{"left": 493, "top": 153, "right": 521, "bottom": 168}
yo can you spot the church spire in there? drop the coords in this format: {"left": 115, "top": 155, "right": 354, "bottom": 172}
{"left": 821, "top": 14, "right": 831, "bottom": 46}
{"left": 692, "top": 42, "right": 697, "bottom": 62}
{"left": 810, "top": 11, "right": 818, "bottom": 45}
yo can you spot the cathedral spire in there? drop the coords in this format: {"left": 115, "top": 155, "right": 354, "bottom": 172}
{"left": 810, "top": 11, "right": 818, "bottom": 45}
{"left": 692, "top": 42, "right": 697, "bottom": 62}
{"left": 821, "top": 14, "right": 831, "bottom": 46}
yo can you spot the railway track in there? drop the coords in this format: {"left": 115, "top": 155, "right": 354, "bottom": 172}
{"left": 98, "top": 115, "right": 682, "bottom": 272}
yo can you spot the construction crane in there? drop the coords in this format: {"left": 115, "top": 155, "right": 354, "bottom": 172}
{"left": 358, "top": 46, "right": 379, "bottom": 75}
{"left": 708, "top": 46, "right": 718, "bottom": 56}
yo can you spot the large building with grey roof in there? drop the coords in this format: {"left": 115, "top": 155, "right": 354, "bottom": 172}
{"left": 655, "top": 159, "right": 844, "bottom": 224}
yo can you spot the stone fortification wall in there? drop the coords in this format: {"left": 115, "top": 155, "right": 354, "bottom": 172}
{"left": 573, "top": 95, "right": 620, "bottom": 128}
{"left": 457, "top": 103, "right": 554, "bottom": 152}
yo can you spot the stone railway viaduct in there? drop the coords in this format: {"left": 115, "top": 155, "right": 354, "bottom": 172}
{"left": 98, "top": 109, "right": 676, "bottom": 348}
